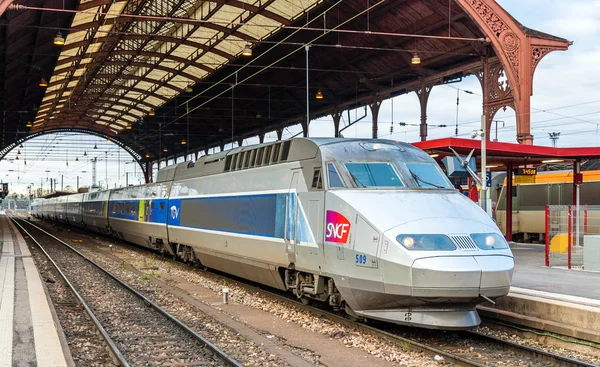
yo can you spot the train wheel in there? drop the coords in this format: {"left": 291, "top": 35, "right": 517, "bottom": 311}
{"left": 300, "top": 296, "right": 312, "bottom": 306}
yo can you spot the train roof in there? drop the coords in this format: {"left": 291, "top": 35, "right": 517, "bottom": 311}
{"left": 157, "top": 137, "right": 427, "bottom": 182}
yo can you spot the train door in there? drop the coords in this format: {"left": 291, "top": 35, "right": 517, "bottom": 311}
{"left": 286, "top": 171, "right": 299, "bottom": 263}
{"left": 353, "top": 216, "right": 380, "bottom": 269}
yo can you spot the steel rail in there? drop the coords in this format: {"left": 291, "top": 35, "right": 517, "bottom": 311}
{"left": 464, "top": 330, "right": 598, "bottom": 367}
{"left": 9, "top": 217, "right": 130, "bottom": 367}
{"left": 212, "top": 275, "right": 598, "bottom": 367}
{"left": 10, "top": 215, "right": 244, "bottom": 367}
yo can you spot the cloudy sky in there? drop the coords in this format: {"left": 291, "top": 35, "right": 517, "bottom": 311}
{"left": 2, "top": 0, "right": 599, "bottom": 195}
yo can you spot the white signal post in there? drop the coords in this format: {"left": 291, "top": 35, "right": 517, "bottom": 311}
{"left": 480, "top": 114, "right": 487, "bottom": 214}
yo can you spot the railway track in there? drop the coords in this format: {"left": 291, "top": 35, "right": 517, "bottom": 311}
{"left": 10, "top": 216, "right": 244, "bottom": 367}
{"left": 17, "top": 214, "right": 599, "bottom": 367}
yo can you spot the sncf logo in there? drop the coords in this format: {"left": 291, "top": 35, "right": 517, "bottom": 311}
{"left": 325, "top": 210, "right": 351, "bottom": 244}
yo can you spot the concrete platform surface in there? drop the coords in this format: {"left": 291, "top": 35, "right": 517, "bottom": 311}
{"left": 512, "top": 243, "right": 600, "bottom": 300}
{"left": 0, "top": 213, "right": 71, "bottom": 366}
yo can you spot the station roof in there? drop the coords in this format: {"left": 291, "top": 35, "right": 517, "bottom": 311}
{"left": 0, "top": 0, "right": 570, "bottom": 161}
{"left": 414, "top": 138, "right": 600, "bottom": 170}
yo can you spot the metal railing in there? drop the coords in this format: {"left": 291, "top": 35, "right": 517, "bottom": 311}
{"left": 545, "top": 205, "right": 600, "bottom": 269}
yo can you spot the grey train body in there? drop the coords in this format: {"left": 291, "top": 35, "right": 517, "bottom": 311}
{"left": 32, "top": 138, "right": 514, "bottom": 329}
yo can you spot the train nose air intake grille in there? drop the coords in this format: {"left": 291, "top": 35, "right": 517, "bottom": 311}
{"left": 450, "top": 235, "right": 478, "bottom": 250}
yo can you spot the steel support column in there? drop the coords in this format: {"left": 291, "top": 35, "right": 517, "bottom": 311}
{"left": 145, "top": 161, "right": 152, "bottom": 183}
{"left": 505, "top": 161, "right": 513, "bottom": 242}
{"left": 416, "top": 81, "right": 432, "bottom": 142}
{"left": 332, "top": 111, "right": 342, "bottom": 138}
{"left": 258, "top": 132, "right": 265, "bottom": 144}
{"left": 276, "top": 128, "right": 283, "bottom": 141}
{"left": 369, "top": 100, "right": 382, "bottom": 139}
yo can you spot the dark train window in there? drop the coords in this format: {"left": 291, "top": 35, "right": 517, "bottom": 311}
{"left": 237, "top": 152, "right": 245, "bottom": 170}
{"left": 150, "top": 201, "right": 155, "bottom": 210}
{"left": 272, "top": 143, "right": 281, "bottom": 164}
{"left": 243, "top": 151, "right": 251, "bottom": 168}
{"left": 328, "top": 163, "right": 344, "bottom": 188}
{"left": 280, "top": 141, "right": 291, "bottom": 162}
{"left": 224, "top": 155, "right": 232, "bottom": 171}
{"left": 312, "top": 169, "right": 323, "bottom": 189}
{"left": 249, "top": 150, "right": 256, "bottom": 167}
{"left": 131, "top": 202, "right": 137, "bottom": 214}
{"left": 264, "top": 146, "right": 273, "bottom": 165}
{"left": 519, "top": 185, "right": 546, "bottom": 207}
{"left": 255, "top": 148, "right": 264, "bottom": 167}
{"left": 125, "top": 202, "right": 130, "bottom": 213}
{"left": 160, "top": 202, "right": 165, "bottom": 210}
{"left": 230, "top": 154, "right": 238, "bottom": 171}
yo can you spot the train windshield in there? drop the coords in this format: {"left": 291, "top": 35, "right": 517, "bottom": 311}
{"left": 344, "top": 162, "right": 404, "bottom": 188}
{"left": 404, "top": 162, "right": 452, "bottom": 189}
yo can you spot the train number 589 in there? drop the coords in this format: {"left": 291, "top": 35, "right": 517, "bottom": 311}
{"left": 355, "top": 254, "right": 367, "bottom": 265}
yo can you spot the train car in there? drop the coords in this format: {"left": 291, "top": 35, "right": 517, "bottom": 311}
{"left": 55, "top": 195, "right": 69, "bottom": 224}
{"left": 81, "top": 190, "right": 110, "bottom": 234}
{"left": 165, "top": 138, "right": 513, "bottom": 329}
{"left": 65, "top": 194, "right": 84, "bottom": 228}
{"left": 46, "top": 197, "right": 57, "bottom": 221}
{"left": 31, "top": 198, "right": 44, "bottom": 218}
{"left": 107, "top": 181, "right": 171, "bottom": 252}
{"left": 495, "top": 170, "right": 600, "bottom": 241}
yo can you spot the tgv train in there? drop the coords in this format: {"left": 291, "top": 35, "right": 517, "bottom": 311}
{"left": 33, "top": 138, "right": 513, "bottom": 329}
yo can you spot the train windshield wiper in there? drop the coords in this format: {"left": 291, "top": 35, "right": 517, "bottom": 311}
{"left": 348, "top": 171, "right": 366, "bottom": 188}
{"left": 409, "top": 170, "right": 445, "bottom": 189}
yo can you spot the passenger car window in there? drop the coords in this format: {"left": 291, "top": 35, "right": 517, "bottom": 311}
{"left": 344, "top": 162, "right": 403, "bottom": 187}
{"left": 327, "top": 163, "right": 344, "bottom": 188}
{"left": 405, "top": 163, "right": 452, "bottom": 189}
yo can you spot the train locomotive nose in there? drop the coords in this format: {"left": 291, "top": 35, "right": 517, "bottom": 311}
{"left": 410, "top": 254, "right": 513, "bottom": 300}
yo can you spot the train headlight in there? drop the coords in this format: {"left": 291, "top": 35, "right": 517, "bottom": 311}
{"left": 402, "top": 236, "right": 415, "bottom": 249}
{"left": 470, "top": 233, "right": 508, "bottom": 250}
{"left": 396, "top": 234, "right": 456, "bottom": 251}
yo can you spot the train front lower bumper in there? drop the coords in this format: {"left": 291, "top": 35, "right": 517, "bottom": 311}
{"left": 336, "top": 255, "right": 513, "bottom": 329}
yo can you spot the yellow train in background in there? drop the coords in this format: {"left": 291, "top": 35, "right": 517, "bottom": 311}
{"left": 494, "top": 170, "right": 600, "bottom": 242}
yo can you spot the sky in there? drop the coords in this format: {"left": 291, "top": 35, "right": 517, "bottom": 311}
{"left": 2, "top": 0, "right": 599, "bottom": 195}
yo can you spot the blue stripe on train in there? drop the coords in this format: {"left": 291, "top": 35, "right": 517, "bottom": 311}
{"left": 168, "top": 193, "right": 314, "bottom": 243}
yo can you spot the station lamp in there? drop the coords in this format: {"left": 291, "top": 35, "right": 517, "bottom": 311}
{"left": 180, "top": 138, "right": 187, "bottom": 145}
{"left": 93, "top": 144, "right": 98, "bottom": 150}
{"left": 242, "top": 43, "right": 253, "bottom": 57}
{"left": 149, "top": 109, "right": 156, "bottom": 116}
{"left": 163, "top": 147, "right": 168, "bottom": 153}
{"left": 126, "top": 123, "right": 132, "bottom": 130}
{"left": 315, "top": 89, "right": 324, "bottom": 99}
{"left": 83, "top": 151, "right": 87, "bottom": 156}
{"left": 185, "top": 85, "right": 193, "bottom": 93}
{"left": 75, "top": 157, "right": 79, "bottom": 162}
{"left": 145, "top": 153, "right": 150, "bottom": 158}
{"left": 19, "top": 144, "right": 23, "bottom": 148}
{"left": 26, "top": 121, "right": 32, "bottom": 128}
{"left": 39, "top": 78, "right": 48, "bottom": 87}
{"left": 53, "top": 31, "right": 65, "bottom": 46}
{"left": 17, "top": 150, "right": 21, "bottom": 155}
{"left": 411, "top": 54, "right": 421, "bottom": 65}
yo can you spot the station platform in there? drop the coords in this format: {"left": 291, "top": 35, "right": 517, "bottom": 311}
{"left": 478, "top": 243, "right": 600, "bottom": 342}
{"left": 0, "top": 213, "right": 72, "bottom": 366}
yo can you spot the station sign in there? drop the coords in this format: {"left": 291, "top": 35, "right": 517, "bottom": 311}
{"left": 514, "top": 175, "right": 536, "bottom": 184}
{"left": 514, "top": 168, "right": 537, "bottom": 176}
